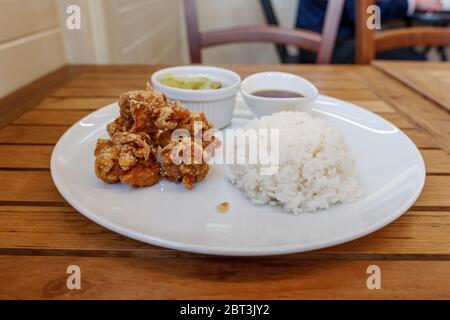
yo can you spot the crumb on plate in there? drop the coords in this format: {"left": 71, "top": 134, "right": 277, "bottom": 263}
{"left": 217, "top": 202, "right": 229, "bottom": 213}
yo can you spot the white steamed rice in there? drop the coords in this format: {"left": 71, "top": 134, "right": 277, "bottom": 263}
{"left": 226, "top": 111, "right": 361, "bottom": 214}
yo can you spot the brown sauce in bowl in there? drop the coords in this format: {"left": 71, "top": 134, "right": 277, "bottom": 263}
{"left": 251, "top": 90, "right": 304, "bottom": 98}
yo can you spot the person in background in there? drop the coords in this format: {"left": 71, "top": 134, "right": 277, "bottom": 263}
{"left": 296, "top": 0, "right": 448, "bottom": 63}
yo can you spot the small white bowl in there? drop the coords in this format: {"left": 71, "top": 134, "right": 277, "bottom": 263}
{"left": 241, "top": 72, "right": 319, "bottom": 117}
{"left": 151, "top": 66, "right": 241, "bottom": 129}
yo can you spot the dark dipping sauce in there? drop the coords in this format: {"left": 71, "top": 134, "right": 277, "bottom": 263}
{"left": 252, "top": 90, "right": 304, "bottom": 98}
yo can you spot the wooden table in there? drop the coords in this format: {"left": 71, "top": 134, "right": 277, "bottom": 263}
{"left": 0, "top": 64, "right": 449, "bottom": 299}
{"left": 374, "top": 61, "right": 450, "bottom": 113}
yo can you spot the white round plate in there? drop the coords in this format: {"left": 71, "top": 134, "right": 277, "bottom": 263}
{"left": 51, "top": 95, "right": 425, "bottom": 256}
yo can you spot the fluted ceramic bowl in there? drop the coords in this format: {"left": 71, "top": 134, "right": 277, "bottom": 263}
{"left": 151, "top": 66, "right": 241, "bottom": 129}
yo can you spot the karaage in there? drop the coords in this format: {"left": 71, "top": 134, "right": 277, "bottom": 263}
{"left": 96, "top": 83, "right": 220, "bottom": 189}
{"left": 159, "top": 137, "right": 210, "bottom": 190}
{"left": 95, "top": 132, "right": 160, "bottom": 187}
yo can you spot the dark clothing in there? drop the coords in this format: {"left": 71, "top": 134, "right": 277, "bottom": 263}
{"left": 295, "top": 0, "right": 425, "bottom": 63}
{"left": 296, "top": 0, "right": 409, "bottom": 41}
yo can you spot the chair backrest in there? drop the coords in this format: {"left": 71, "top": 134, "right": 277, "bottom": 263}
{"left": 184, "top": 0, "right": 345, "bottom": 64}
{"left": 356, "top": 0, "right": 450, "bottom": 64}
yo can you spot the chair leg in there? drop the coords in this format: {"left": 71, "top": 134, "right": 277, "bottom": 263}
{"left": 259, "top": 0, "right": 290, "bottom": 63}
{"left": 438, "top": 47, "right": 448, "bottom": 61}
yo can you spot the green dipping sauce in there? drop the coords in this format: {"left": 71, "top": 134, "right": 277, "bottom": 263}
{"left": 160, "top": 75, "right": 222, "bottom": 90}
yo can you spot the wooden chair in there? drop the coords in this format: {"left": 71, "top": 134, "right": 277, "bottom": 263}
{"left": 184, "top": 0, "right": 345, "bottom": 64}
{"left": 356, "top": 0, "right": 450, "bottom": 64}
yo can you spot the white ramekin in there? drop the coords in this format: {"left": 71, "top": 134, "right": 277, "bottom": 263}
{"left": 241, "top": 72, "right": 319, "bottom": 118}
{"left": 151, "top": 66, "right": 241, "bottom": 129}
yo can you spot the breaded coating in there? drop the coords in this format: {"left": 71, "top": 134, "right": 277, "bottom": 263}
{"left": 119, "top": 160, "right": 161, "bottom": 187}
{"left": 107, "top": 84, "right": 192, "bottom": 144}
{"left": 159, "top": 137, "right": 209, "bottom": 190}
{"left": 94, "top": 132, "right": 160, "bottom": 187}
{"left": 107, "top": 84, "right": 168, "bottom": 138}
{"left": 97, "top": 83, "right": 220, "bottom": 189}
{"left": 175, "top": 111, "right": 220, "bottom": 149}
{"left": 95, "top": 142, "right": 123, "bottom": 184}
{"left": 154, "top": 101, "right": 190, "bottom": 131}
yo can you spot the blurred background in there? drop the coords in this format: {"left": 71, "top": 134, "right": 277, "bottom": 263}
{"left": 1, "top": 0, "right": 449, "bottom": 98}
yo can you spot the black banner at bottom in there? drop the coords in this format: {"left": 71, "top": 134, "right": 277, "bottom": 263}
{"left": 0, "top": 300, "right": 446, "bottom": 318}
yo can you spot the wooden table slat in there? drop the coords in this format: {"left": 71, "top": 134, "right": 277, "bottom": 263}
{"left": 0, "top": 125, "right": 68, "bottom": 145}
{"left": 1, "top": 256, "right": 449, "bottom": 299}
{"left": 0, "top": 145, "right": 53, "bottom": 169}
{"left": 350, "top": 66, "right": 450, "bottom": 153}
{"left": 373, "top": 61, "right": 450, "bottom": 112}
{"left": 0, "top": 171, "right": 64, "bottom": 203}
{"left": 35, "top": 98, "right": 116, "bottom": 111}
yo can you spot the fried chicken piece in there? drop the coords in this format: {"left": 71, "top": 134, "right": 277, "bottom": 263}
{"left": 100, "top": 83, "right": 222, "bottom": 190}
{"left": 106, "top": 84, "right": 194, "bottom": 145}
{"left": 143, "top": 92, "right": 218, "bottom": 189}
{"left": 95, "top": 138, "right": 114, "bottom": 156}
{"left": 151, "top": 101, "right": 191, "bottom": 147}
{"left": 154, "top": 101, "right": 190, "bottom": 130}
{"left": 177, "top": 111, "right": 213, "bottom": 135}
{"left": 106, "top": 91, "right": 145, "bottom": 136}
{"left": 111, "top": 131, "right": 154, "bottom": 160}
{"left": 107, "top": 84, "right": 168, "bottom": 137}
{"left": 175, "top": 111, "right": 221, "bottom": 150}
{"left": 119, "top": 160, "right": 161, "bottom": 187}
{"left": 159, "top": 137, "right": 209, "bottom": 190}
{"left": 129, "top": 102, "right": 157, "bottom": 136}
{"left": 106, "top": 83, "right": 219, "bottom": 149}
{"left": 94, "top": 132, "right": 161, "bottom": 187}
{"left": 95, "top": 141, "right": 123, "bottom": 184}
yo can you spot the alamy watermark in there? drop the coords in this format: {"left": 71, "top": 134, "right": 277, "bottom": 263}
{"left": 168, "top": 122, "right": 280, "bottom": 175}
{"left": 66, "top": 5, "right": 81, "bottom": 30}
{"left": 366, "top": 5, "right": 381, "bottom": 30}
{"left": 66, "top": 265, "right": 81, "bottom": 290}
{"left": 366, "top": 265, "right": 381, "bottom": 290}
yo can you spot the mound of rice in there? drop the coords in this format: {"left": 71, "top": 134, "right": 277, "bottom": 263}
{"left": 226, "top": 111, "right": 361, "bottom": 214}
